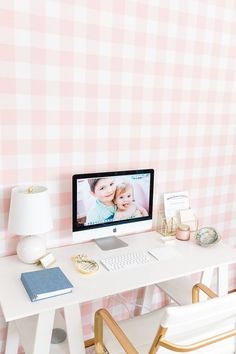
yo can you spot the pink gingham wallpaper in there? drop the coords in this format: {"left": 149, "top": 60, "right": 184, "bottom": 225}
{"left": 1, "top": 0, "right": 236, "bottom": 352}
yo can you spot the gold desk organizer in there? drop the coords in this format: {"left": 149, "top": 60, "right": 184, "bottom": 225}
{"left": 157, "top": 211, "right": 177, "bottom": 237}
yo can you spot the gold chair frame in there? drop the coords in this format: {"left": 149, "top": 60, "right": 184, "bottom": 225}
{"left": 94, "top": 283, "right": 236, "bottom": 353}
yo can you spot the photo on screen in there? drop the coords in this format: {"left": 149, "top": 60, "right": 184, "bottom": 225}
{"left": 76, "top": 173, "right": 151, "bottom": 227}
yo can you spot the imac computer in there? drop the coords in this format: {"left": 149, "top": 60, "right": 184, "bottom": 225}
{"left": 72, "top": 169, "right": 154, "bottom": 250}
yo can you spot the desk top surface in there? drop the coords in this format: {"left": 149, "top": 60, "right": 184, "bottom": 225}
{"left": 1, "top": 231, "right": 236, "bottom": 321}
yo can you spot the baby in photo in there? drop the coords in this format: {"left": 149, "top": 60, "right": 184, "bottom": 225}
{"left": 113, "top": 181, "right": 148, "bottom": 221}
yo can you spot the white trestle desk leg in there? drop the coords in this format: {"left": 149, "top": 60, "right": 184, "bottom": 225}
{"left": 217, "top": 264, "right": 228, "bottom": 296}
{"left": 200, "top": 268, "right": 214, "bottom": 301}
{"left": 32, "top": 310, "right": 55, "bottom": 354}
{"left": 5, "top": 321, "right": 20, "bottom": 354}
{"left": 64, "top": 304, "right": 86, "bottom": 354}
{"left": 138, "top": 285, "right": 155, "bottom": 315}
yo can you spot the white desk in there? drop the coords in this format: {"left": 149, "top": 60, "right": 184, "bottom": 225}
{"left": 1, "top": 231, "right": 236, "bottom": 354}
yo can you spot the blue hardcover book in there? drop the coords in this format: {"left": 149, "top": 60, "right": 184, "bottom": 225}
{"left": 21, "top": 267, "right": 74, "bottom": 302}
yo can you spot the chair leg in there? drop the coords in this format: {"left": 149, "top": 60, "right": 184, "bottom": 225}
{"left": 95, "top": 342, "right": 108, "bottom": 354}
{"left": 94, "top": 311, "right": 107, "bottom": 354}
{"left": 149, "top": 326, "right": 167, "bottom": 354}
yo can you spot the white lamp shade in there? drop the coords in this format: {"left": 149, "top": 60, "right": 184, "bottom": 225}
{"left": 8, "top": 185, "right": 53, "bottom": 236}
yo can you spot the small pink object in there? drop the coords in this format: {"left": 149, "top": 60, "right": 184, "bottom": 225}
{"left": 176, "top": 224, "right": 190, "bottom": 241}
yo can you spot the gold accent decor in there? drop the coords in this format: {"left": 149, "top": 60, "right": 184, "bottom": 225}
{"left": 159, "top": 328, "right": 236, "bottom": 352}
{"left": 94, "top": 308, "right": 138, "bottom": 354}
{"left": 37, "top": 252, "right": 56, "bottom": 268}
{"left": 84, "top": 338, "right": 95, "bottom": 348}
{"left": 72, "top": 254, "right": 99, "bottom": 275}
{"left": 228, "top": 288, "right": 236, "bottom": 294}
{"left": 157, "top": 210, "right": 177, "bottom": 237}
{"left": 192, "top": 283, "right": 218, "bottom": 303}
{"left": 28, "top": 186, "right": 34, "bottom": 193}
{"left": 149, "top": 326, "right": 167, "bottom": 353}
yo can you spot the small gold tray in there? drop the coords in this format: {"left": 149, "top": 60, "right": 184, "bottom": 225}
{"left": 72, "top": 254, "right": 99, "bottom": 275}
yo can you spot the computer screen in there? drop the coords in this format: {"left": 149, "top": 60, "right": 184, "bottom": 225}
{"left": 72, "top": 169, "right": 154, "bottom": 248}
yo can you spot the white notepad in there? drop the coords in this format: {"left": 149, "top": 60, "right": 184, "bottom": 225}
{"left": 148, "top": 247, "right": 182, "bottom": 261}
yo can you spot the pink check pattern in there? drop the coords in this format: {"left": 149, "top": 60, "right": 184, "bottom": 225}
{"left": 0, "top": 1, "right": 236, "bottom": 352}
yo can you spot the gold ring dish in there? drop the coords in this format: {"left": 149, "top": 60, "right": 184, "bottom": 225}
{"left": 72, "top": 254, "right": 99, "bottom": 275}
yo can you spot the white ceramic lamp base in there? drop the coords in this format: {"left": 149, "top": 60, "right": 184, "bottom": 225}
{"left": 17, "top": 235, "right": 46, "bottom": 264}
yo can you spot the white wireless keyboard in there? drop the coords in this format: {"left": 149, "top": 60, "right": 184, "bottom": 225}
{"left": 100, "top": 251, "right": 156, "bottom": 271}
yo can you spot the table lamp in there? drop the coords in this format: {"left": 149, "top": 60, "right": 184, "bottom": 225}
{"left": 8, "top": 185, "right": 53, "bottom": 264}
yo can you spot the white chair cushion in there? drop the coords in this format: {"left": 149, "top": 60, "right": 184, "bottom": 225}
{"left": 103, "top": 294, "right": 236, "bottom": 354}
{"left": 104, "top": 313, "right": 235, "bottom": 354}
{"left": 162, "top": 292, "right": 236, "bottom": 327}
